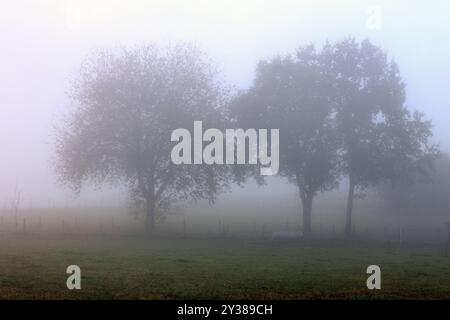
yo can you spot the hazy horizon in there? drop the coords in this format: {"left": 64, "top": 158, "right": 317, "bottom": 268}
{"left": 1, "top": 0, "right": 449, "bottom": 207}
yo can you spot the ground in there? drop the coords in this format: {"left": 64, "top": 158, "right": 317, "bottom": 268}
{"left": 0, "top": 234, "right": 449, "bottom": 299}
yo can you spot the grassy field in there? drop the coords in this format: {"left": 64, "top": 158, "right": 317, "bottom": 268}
{"left": 0, "top": 233, "right": 449, "bottom": 299}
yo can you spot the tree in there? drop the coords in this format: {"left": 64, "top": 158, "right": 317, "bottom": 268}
{"left": 321, "top": 38, "right": 439, "bottom": 236}
{"left": 378, "top": 154, "right": 449, "bottom": 219}
{"left": 231, "top": 46, "right": 339, "bottom": 236}
{"left": 56, "top": 44, "right": 230, "bottom": 233}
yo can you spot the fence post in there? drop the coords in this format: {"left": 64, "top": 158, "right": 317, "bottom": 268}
{"left": 446, "top": 223, "right": 450, "bottom": 249}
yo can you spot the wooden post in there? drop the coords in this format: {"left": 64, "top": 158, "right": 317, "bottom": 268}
{"left": 74, "top": 216, "right": 78, "bottom": 233}
{"left": 224, "top": 223, "right": 229, "bottom": 237}
{"left": 222, "top": 221, "right": 226, "bottom": 237}
{"left": 446, "top": 223, "right": 450, "bottom": 248}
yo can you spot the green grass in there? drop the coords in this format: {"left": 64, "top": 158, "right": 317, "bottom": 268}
{"left": 0, "top": 234, "right": 449, "bottom": 299}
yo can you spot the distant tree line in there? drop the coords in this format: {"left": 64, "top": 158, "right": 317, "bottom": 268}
{"left": 56, "top": 38, "right": 439, "bottom": 237}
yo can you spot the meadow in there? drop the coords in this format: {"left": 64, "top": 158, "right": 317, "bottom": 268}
{"left": 0, "top": 232, "right": 449, "bottom": 300}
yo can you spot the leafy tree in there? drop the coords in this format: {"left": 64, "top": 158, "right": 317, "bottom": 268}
{"left": 321, "top": 38, "right": 439, "bottom": 236}
{"left": 56, "top": 44, "right": 230, "bottom": 233}
{"left": 231, "top": 46, "right": 339, "bottom": 236}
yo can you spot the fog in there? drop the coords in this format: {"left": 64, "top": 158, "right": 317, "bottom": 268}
{"left": 1, "top": 0, "right": 449, "bottom": 218}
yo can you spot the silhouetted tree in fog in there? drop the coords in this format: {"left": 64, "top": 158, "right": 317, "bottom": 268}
{"left": 56, "top": 44, "right": 231, "bottom": 233}
{"left": 322, "top": 38, "right": 439, "bottom": 237}
{"left": 231, "top": 46, "right": 339, "bottom": 236}
{"left": 379, "top": 154, "right": 449, "bottom": 218}
{"left": 232, "top": 38, "right": 438, "bottom": 237}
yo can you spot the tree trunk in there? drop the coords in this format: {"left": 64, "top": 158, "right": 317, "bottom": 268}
{"left": 136, "top": 167, "right": 156, "bottom": 234}
{"left": 345, "top": 175, "right": 355, "bottom": 237}
{"left": 301, "top": 194, "right": 313, "bottom": 237}
{"left": 144, "top": 197, "right": 155, "bottom": 234}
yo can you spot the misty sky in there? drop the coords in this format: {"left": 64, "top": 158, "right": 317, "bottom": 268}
{"left": 0, "top": 0, "right": 449, "bottom": 207}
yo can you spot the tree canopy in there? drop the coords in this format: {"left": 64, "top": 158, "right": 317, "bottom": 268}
{"left": 231, "top": 46, "right": 339, "bottom": 235}
{"left": 231, "top": 38, "right": 438, "bottom": 236}
{"left": 56, "top": 44, "right": 231, "bottom": 232}
{"left": 322, "top": 38, "right": 439, "bottom": 236}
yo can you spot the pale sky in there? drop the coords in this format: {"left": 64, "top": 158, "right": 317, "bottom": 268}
{"left": 0, "top": 0, "right": 449, "bottom": 206}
